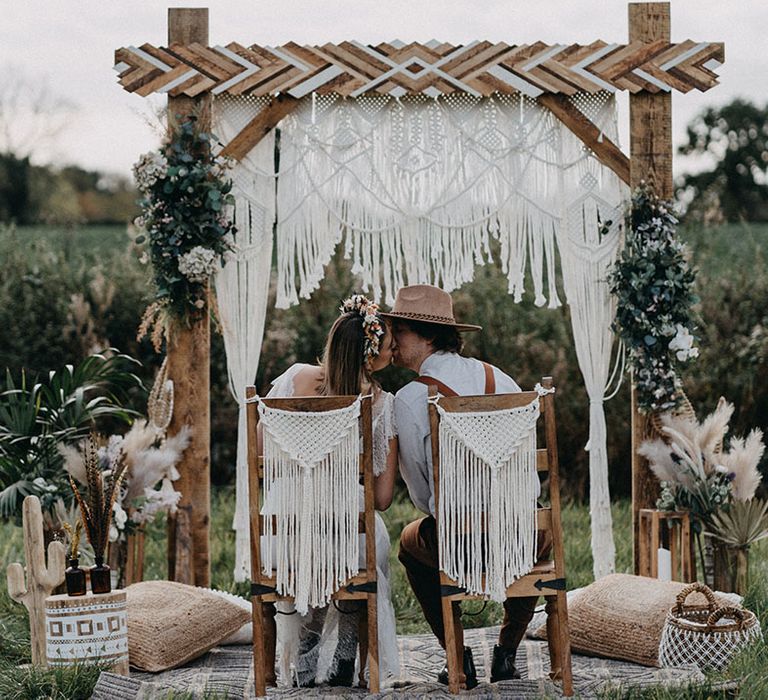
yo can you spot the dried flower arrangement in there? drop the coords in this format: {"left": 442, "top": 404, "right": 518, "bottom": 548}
{"left": 68, "top": 434, "right": 128, "bottom": 564}
{"left": 640, "top": 398, "right": 764, "bottom": 522}
{"left": 61, "top": 422, "right": 189, "bottom": 542}
{"left": 639, "top": 397, "right": 765, "bottom": 590}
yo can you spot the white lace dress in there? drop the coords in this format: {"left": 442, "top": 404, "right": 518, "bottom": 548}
{"left": 265, "top": 364, "right": 400, "bottom": 687}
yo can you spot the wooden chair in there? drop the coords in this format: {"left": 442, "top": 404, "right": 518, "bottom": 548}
{"left": 427, "top": 376, "right": 573, "bottom": 695}
{"left": 245, "top": 388, "right": 379, "bottom": 696}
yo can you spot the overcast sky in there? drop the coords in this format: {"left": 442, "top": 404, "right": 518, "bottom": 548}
{"left": 2, "top": 0, "right": 765, "bottom": 179}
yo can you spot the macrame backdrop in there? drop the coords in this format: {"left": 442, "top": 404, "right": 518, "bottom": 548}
{"left": 436, "top": 395, "right": 543, "bottom": 601}
{"left": 557, "top": 95, "right": 625, "bottom": 579}
{"left": 214, "top": 90, "right": 628, "bottom": 581}
{"left": 214, "top": 111, "right": 275, "bottom": 581}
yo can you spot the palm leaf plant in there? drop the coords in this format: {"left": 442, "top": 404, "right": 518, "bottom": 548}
{"left": 0, "top": 350, "right": 143, "bottom": 527}
{"left": 708, "top": 499, "right": 768, "bottom": 594}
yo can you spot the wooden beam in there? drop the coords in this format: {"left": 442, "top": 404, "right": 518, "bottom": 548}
{"left": 629, "top": 1, "right": 672, "bottom": 575}
{"left": 166, "top": 7, "right": 211, "bottom": 588}
{"left": 538, "top": 94, "right": 631, "bottom": 186}
{"left": 220, "top": 94, "right": 299, "bottom": 161}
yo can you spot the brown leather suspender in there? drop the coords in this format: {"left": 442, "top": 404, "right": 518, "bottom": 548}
{"left": 414, "top": 361, "right": 496, "bottom": 396}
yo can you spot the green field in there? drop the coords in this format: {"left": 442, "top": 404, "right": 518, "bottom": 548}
{"left": 1, "top": 492, "right": 768, "bottom": 698}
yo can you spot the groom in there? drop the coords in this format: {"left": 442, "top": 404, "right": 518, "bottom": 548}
{"left": 383, "top": 284, "right": 548, "bottom": 688}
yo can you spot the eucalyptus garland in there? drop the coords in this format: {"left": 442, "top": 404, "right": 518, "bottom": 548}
{"left": 609, "top": 184, "right": 699, "bottom": 413}
{"left": 133, "top": 117, "right": 235, "bottom": 322}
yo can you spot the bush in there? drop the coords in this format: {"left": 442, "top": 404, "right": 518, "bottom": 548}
{"left": 1, "top": 221, "right": 766, "bottom": 500}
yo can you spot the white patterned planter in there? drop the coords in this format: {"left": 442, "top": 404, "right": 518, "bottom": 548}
{"left": 45, "top": 590, "right": 129, "bottom": 675}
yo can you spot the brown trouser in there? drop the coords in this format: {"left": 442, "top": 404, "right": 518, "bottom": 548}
{"left": 398, "top": 516, "right": 552, "bottom": 653}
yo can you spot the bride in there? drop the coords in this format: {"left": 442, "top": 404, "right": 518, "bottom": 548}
{"left": 262, "top": 294, "right": 399, "bottom": 687}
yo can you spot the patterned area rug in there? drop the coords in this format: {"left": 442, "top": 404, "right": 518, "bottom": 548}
{"left": 91, "top": 625, "right": 705, "bottom": 699}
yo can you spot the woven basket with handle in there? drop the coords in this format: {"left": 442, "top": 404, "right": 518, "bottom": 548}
{"left": 658, "top": 582, "right": 762, "bottom": 670}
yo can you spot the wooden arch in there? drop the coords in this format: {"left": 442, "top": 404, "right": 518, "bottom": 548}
{"left": 115, "top": 3, "right": 724, "bottom": 585}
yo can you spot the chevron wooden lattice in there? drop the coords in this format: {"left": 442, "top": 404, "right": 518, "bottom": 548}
{"left": 114, "top": 39, "right": 724, "bottom": 99}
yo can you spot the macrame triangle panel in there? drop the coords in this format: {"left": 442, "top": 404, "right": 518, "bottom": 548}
{"left": 258, "top": 400, "right": 361, "bottom": 469}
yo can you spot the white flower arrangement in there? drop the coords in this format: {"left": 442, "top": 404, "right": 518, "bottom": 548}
{"left": 669, "top": 325, "right": 700, "bottom": 362}
{"left": 61, "top": 420, "right": 190, "bottom": 541}
{"left": 640, "top": 398, "right": 765, "bottom": 530}
{"left": 133, "top": 151, "right": 169, "bottom": 192}
{"left": 132, "top": 118, "right": 235, "bottom": 321}
{"left": 177, "top": 246, "right": 219, "bottom": 284}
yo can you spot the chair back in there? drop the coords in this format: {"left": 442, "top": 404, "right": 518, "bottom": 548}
{"left": 428, "top": 377, "right": 562, "bottom": 601}
{"left": 245, "top": 389, "right": 375, "bottom": 615}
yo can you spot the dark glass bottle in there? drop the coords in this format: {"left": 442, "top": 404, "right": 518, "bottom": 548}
{"left": 90, "top": 556, "right": 111, "bottom": 594}
{"left": 65, "top": 557, "right": 86, "bottom": 596}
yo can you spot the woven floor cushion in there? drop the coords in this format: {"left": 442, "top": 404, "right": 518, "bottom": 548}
{"left": 126, "top": 581, "right": 251, "bottom": 671}
{"left": 534, "top": 573, "right": 736, "bottom": 667}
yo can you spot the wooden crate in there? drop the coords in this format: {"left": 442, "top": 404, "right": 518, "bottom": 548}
{"left": 45, "top": 590, "right": 129, "bottom": 675}
{"left": 638, "top": 509, "right": 695, "bottom": 583}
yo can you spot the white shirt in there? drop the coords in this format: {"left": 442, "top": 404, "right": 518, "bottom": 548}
{"left": 394, "top": 351, "right": 522, "bottom": 515}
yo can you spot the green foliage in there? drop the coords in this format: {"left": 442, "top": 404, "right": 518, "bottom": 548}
{"left": 680, "top": 222, "right": 768, "bottom": 482}
{"left": 0, "top": 656, "right": 108, "bottom": 700}
{"left": 0, "top": 351, "right": 143, "bottom": 524}
{"left": 0, "top": 224, "right": 154, "bottom": 375}
{"left": 134, "top": 118, "right": 235, "bottom": 319}
{"left": 610, "top": 186, "right": 699, "bottom": 413}
{"left": 678, "top": 98, "right": 768, "bottom": 223}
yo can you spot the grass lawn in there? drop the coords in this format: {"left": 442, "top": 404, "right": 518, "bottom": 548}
{"left": 1, "top": 489, "right": 767, "bottom": 698}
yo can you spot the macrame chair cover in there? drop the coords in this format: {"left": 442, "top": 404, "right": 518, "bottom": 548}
{"left": 213, "top": 90, "right": 628, "bottom": 581}
{"left": 436, "top": 395, "right": 541, "bottom": 602}
{"left": 257, "top": 398, "right": 362, "bottom": 615}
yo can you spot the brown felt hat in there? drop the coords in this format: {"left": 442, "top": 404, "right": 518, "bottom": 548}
{"left": 380, "top": 285, "right": 481, "bottom": 332}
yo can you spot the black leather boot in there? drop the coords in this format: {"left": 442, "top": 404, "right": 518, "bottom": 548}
{"left": 327, "top": 658, "right": 356, "bottom": 687}
{"left": 490, "top": 644, "right": 521, "bottom": 682}
{"left": 437, "top": 646, "right": 478, "bottom": 689}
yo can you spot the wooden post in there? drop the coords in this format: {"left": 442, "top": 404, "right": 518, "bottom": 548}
{"left": 629, "top": 1, "right": 673, "bottom": 573}
{"left": 166, "top": 7, "right": 212, "bottom": 587}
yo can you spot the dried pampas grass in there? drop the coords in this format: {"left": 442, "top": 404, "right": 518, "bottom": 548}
{"left": 641, "top": 396, "right": 764, "bottom": 501}
{"left": 122, "top": 422, "right": 190, "bottom": 502}
{"left": 721, "top": 429, "right": 765, "bottom": 501}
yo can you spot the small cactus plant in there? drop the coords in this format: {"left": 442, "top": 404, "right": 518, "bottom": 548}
{"left": 6, "top": 495, "right": 66, "bottom": 666}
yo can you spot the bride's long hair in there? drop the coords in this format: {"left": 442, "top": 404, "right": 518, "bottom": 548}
{"left": 319, "top": 311, "right": 386, "bottom": 396}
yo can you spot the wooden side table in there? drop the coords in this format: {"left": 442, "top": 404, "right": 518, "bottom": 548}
{"left": 638, "top": 509, "right": 695, "bottom": 582}
{"left": 45, "top": 590, "right": 129, "bottom": 675}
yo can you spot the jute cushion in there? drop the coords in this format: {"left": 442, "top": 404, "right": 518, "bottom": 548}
{"left": 126, "top": 581, "right": 251, "bottom": 671}
{"left": 534, "top": 574, "right": 735, "bottom": 667}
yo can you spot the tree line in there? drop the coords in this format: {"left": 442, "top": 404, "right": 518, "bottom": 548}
{"left": 0, "top": 155, "right": 136, "bottom": 225}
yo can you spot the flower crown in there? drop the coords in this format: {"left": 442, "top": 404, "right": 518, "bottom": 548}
{"left": 339, "top": 294, "right": 385, "bottom": 363}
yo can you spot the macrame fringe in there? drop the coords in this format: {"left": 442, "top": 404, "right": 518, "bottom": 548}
{"left": 437, "top": 405, "right": 539, "bottom": 602}
{"left": 213, "top": 91, "right": 629, "bottom": 584}
{"left": 273, "top": 94, "right": 567, "bottom": 308}
{"left": 260, "top": 402, "right": 361, "bottom": 615}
